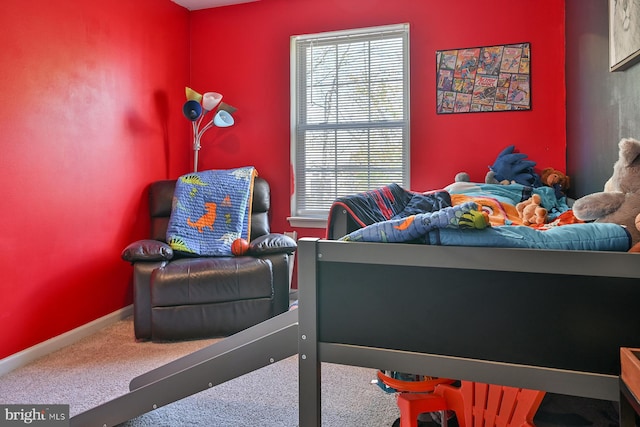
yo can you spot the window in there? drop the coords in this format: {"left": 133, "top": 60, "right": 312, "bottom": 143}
{"left": 290, "top": 23, "right": 410, "bottom": 226}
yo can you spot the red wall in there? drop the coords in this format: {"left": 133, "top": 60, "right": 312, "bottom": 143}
{"left": 190, "top": 0, "right": 566, "bottom": 239}
{"left": 0, "top": 0, "right": 190, "bottom": 359}
{"left": 0, "top": 0, "right": 566, "bottom": 360}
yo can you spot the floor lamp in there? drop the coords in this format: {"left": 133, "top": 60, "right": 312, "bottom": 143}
{"left": 182, "top": 87, "right": 236, "bottom": 172}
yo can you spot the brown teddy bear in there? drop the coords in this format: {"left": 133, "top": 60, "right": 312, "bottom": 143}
{"left": 516, "top": 194, "right": 548, "bottom": 225}
{"left": 572, "top": 137, "right": 640, "bottom": 249}
{"left": 540, "top": 167, "right": 570, "bottom": 197}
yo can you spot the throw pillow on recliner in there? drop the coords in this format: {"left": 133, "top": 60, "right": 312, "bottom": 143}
{"left": 166, "top": 167, "right": 257, "bottom": 256}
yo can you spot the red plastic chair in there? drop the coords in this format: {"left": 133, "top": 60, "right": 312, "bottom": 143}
{"left": 396, "top": 380, "right": 546, "bottom": 427}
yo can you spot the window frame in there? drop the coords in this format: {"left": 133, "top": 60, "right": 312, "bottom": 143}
{"left": 289, "top": 23, "right": 411, "bottom": 228}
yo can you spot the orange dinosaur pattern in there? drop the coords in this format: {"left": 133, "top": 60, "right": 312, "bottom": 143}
{"left": 187, "top": 202, "right": 217, "bottom": 232}
{"left": 394, "top": 216, "right": 416, "bottom": 231}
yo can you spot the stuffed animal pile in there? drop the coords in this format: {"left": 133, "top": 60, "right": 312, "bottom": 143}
{"left": 454, "top": 140, "right": 640, "bottom": 251}
{"left": 457, "top": 145, "right": 571, "bottom": 195}
{"left": 456, "top": 145, "right": 570, "bottom": 226}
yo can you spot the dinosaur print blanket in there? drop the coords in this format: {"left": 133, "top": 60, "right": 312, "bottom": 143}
{"left": 326, "top": 184, "right": 452, "bottom": 239}
{"left": 340, "top": 202, "right": 490, "bottom": 243}
{"left": 166, "top": 166, "right": 256, "bottom": 256}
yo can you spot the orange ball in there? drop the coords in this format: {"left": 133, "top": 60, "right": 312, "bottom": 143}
{"left": 231, "top": 238, "right": 250, "bottom": 256}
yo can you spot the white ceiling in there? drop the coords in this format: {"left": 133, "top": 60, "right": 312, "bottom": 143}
{"left": 171, "top": 0, "right": 259, "bottom": 10}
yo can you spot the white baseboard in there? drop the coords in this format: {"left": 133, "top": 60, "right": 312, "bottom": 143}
{"left": 0, "top": 305, "right": 133, "bottom": 377}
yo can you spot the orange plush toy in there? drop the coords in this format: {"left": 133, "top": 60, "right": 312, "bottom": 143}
{"left": 540, "top": 167, "right": 570, "bottom": 198}
{"left": 516, "top": 194, "right": 548, "bottom": 225}
{"left": 630, "top": 213, "right": 640, "bottom": 253}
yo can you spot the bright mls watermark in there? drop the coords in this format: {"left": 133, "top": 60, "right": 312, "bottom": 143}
{"left": 0, "top": 405, "right": 69, "bottom": 427}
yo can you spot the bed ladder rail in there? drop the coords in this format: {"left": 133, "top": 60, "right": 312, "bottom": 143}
{"left": 70, "top": 309, "right": 299, "bottom": 427}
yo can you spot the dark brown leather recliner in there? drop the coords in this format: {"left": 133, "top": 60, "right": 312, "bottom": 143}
{"left": 122, "top": 177, "right": 296, "bottom": 341}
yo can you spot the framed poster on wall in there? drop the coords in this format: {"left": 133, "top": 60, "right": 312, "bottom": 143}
{"left": 609, "top": 0, "right": 640, "bottom": 71}
{"left": 436, "top": 42, "right": 530, "bottom": 114}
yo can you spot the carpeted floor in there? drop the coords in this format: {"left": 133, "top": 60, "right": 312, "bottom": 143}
{"left": 0, "top": 316, "right": 622, "bottom": 426}
{"left": 0, "top": 317, "right": 399, "bottom": 426}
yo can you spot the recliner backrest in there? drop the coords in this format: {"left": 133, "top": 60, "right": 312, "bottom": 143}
{"left": 147, "top": 176, "right": 271, "bottom": 243}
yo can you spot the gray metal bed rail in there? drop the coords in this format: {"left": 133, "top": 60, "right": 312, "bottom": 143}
{"left": 297, "top": 237, "right": 640, "bottom": 426}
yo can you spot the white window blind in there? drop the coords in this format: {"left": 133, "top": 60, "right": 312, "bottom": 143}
{"left": 290, "top": 23, "right": 410, "bottom": 220}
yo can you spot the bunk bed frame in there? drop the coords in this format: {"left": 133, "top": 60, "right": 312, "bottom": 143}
{"left": 297, "top": 237, "right": 640, "bottom": 426}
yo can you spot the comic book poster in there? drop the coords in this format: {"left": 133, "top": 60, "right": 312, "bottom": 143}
{"left": 519, "top": 44, "right": 530, "bottom": 74}
{"left": 495, "top": 86, "right": 509, "bottom": 104}
{"left": 439, "top": 50, "right": 458, "bottom": 71}
{"left": 507, "top": 74, "right": 530, "bottom": 106}
{"left": 453, "top": 78, "right": 474, "bottom": 94}
{"left": 493, "top": 103, "right": 511, "bottom": 111}
{"left": 495, "top": 72, "right": 511, "bottom": 103}
{"left": 437, "top": 91, "right": 456, "bottom": 113}
{"left": 497, "top": 72, "right": 511, "bottom": 88}
{"left": 500, "top": 46, "right": 523, "bottom": 73}
{"left": 454, "top": 93, "right": 472, "bottom": 113}
{"left": 477, "top": 46, "right": 503, "bottom": 75}
{"left": 453, "top": 48, "right": 480, "bottom": 79}
{"left": 437, "top": 90, "right": 444, "bottom": 112}
{"left": 436, "top": 42, "right": 530, "bottom": 114}
{"left": 437, "top": 69, "right": 454, "bottom": 91}
{"left": 471, "top": 75, "right": 498, "bottom": 106}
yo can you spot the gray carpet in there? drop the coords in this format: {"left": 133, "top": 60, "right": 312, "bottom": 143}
{"left": 0, "top": 316, "right": 621, "bottom": 426}
{"left": 0, "top": 316, "right": 399, "bottom": 426}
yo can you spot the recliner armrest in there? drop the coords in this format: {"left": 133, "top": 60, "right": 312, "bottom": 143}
{"left": 248, "top": 233, "right": 297, "bottom": 256}
{"left": 122, "top": 239, "right": 174, "bottom": 263}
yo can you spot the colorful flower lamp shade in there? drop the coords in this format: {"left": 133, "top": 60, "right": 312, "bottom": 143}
{"left": 182, "top": 87, "right": 236, "bottom": 172}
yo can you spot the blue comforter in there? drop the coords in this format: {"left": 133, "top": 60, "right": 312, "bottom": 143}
{"left": 426, "top": 223, "right": 631, "bottom": 251}
{"left": 334, "top": 182, "right": 632, "bottom": 252}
